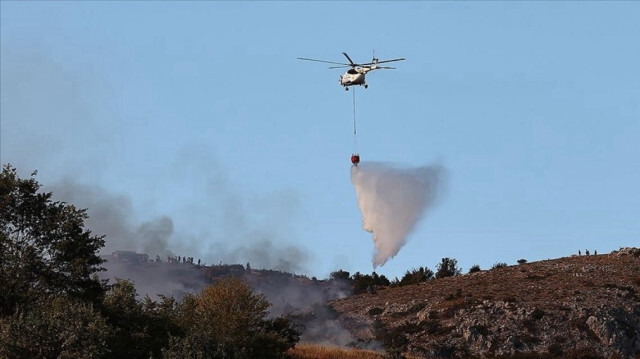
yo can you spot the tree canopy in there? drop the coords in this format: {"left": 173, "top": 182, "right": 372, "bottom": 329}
{"left": 435, "top": 257, "right": 462, "bottom": 279}
{"left": 0, "top": 164, "right": 106, "bottom": 315}
{"left": 164, "top": 277, "right": 298, "bottom": 359}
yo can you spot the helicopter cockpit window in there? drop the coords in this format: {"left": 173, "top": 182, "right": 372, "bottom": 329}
{"left": 347, "top": 69, "right": 358, "bottom": 74}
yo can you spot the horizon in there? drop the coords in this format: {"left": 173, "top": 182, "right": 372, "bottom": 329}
{"left": 2, "top": 2, "right": 639, "bottom": 280}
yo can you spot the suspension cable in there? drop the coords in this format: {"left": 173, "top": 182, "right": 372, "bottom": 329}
{"left": 352, "top": 87, "right": 358, "bottom": 153}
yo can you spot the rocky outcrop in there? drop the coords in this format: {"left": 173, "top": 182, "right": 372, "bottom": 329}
{"left": 331, "top": 249, "right": 640, "bottom": 358}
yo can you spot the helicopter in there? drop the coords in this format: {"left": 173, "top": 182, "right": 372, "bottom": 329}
{"left": 298, "top": 52, "right": 405, "bottom": 90}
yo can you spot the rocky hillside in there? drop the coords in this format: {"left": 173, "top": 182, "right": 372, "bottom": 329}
{"left": 331, "top": 248, "right": 640, "bottom": 358}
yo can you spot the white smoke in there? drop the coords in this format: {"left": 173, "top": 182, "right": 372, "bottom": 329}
{"left": 351, "top": 162, "right": 444, "bottom": 268}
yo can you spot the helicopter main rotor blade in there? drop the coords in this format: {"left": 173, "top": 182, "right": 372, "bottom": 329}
{"left": 297, "top": 57, "right": 352, "bottom": 66}
{"left": 360, "top": 58, "right": 406, "bottom": 66}
{"left": 342, "top": 52, "right": 356, "bottom": 65}
{"left": 374, "top": 66, "right": 396, "bottom": 69}
{"left": 374, "top": 58, "right": 406, "bottom": 64}
{"left": 329, "top": 65, "right": 352, "bottom": 69}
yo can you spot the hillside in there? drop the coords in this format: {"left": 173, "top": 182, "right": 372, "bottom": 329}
{"left": 331, "top": 248, "right": 640, "bottom": 358}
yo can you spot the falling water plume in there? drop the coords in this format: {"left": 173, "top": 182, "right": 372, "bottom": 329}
{"left": 351, "top": 162, "right": 444, "bottom": 268}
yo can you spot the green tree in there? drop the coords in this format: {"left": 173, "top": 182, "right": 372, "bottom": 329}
{"left": 0, "top": 164, "right": 105, "bottom": 316}
{"left": 351, "top": 271, "right": 391, "bottom": 294}
{"left": 101, "top": 279, "right": 145, "bottom": 358}
{"left": 395, "top": 266, "right": 434, "bottom": 287}
{"left": 163, "top": 277, "right": 298, "bottom": 359}
{"left": 435, "top": 257, "right": 461, "bottom": 279}
{"left": 0, "top": 295, "right": 111, "bottom": 359}
{"left": 330, "top": 269, "right": 351, "bottom": 281}
{"left": 101, "top": 279, "right": 182, "bottom": 359}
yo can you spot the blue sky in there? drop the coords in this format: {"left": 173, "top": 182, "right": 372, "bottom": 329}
{"left": 2, "top": 2, "right": 639, "bottom": 279}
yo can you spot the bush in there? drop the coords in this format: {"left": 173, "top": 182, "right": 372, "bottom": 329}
{"left": 468, "top": 264, "right": 481, "bottom": 273}
{"left": 368, "top": 307, "right": 384, "bottom": 316}
{"left": 330, "top": 270, "right": 350, "bottom": 281}
{"left": 435, "top": 258, "right": 462, "bottom": 278}
{"left": 517, "top": 259, "right": 527, "bottom": 264}
{"left": 373, "top": 319, "right": 407, "bottom": 359}
{"left": 352, "top": 271, "right": 391, "bottom": 294}
{"left": 531, "top": 308, "right": 545, "bottom": 320}
{"left": 491, "top": 262, "right": 508, "bottom": 269}
{"left": 396, "top": 267, "right": 434, "bottom": 286}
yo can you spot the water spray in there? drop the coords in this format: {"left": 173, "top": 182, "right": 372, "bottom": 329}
{"left": 351, "top": 162, "right": 444, "bottom": 267}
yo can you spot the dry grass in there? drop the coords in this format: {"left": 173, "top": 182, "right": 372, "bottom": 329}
{"left": 287, "top": 343, "right": 384, "bottom": 359}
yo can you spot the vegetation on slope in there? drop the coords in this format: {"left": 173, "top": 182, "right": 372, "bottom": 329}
{"left": 0, "top": 165, "right": 298, "bottom": 359}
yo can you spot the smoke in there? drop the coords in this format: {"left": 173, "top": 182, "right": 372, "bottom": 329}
{"left": 47, "top": 171, "right": 310, "bottom": 276}
{"left": 245, "top": 273, "right": 356, "bottom": 346}
{"left": 49, "top": 180, "right": 175, "bottom": 257}
{"left": 351, "top": 162, "right": 444, "bottom": 268}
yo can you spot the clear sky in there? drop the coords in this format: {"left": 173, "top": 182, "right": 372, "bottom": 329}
{"left": 2, "top": 2, "right": 639, "bottom": 279}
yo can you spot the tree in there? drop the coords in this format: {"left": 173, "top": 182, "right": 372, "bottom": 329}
{"left": 0, "top": 164, "right": 105, "bottom": 316}
{"left": 0, "top": 295, "right": 111, "bottom": 359}
{"left": 330, "top": 269, "right": 351, "bottom": 281}
{"left": 396, "top": 267, "right": 434, "bottom": 287}
{"left": 435, "top": 257, "right": 461, "bottom": 279}
{"left": 352, "top": 271, "right": 391, "bottom": 294}
{"left": 101, "top": 279, "right": 182, "bottom": 359}
{"left": 164, "top": 277, "right": 298, "bottom": 359}
{"left": 468, "top": 264, "right": 481, "bottom": 273}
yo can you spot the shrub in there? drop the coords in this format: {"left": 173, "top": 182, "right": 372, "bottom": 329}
{"left": 373, "top": 319, "right": 407, "bottom": 359}
{"left": 517, "top": 259, "right": 528, "bottom": 264}
{"left": 470, "top": 325, "right": 489, "bottom": 336}
{"left": 398, "top": 321, "right": 422, "bottom": 335}
{"left": 407, "top": 302, "right": 426, "bottom": 314}
{"left": 368, "top": 307, "right": 384, "bottom": 316}
{"left": 330, "top": 270, "right": 351, "bottom": 281}
{"left": 468, "top": 264, "right": 481, "bottom": 273}
{"left": 492, "top": 262, "right": 508, "bottom": 269}
{"left": 423, "top": 320, "right": 441, "bottom": 334}
{"left": 531, "top": 308, "right": 545, "bottom": 320}
{"left": 352, "top": 271, "right": 391, "bottom": 294}
{"left": 397, "top": 267, "right": 434, "bottom": 286}
{"left": 435, "top": 258, "right": 462, "bottom": 279}
{"left": 444, "top": 288, "right": 463, "bottom": 301}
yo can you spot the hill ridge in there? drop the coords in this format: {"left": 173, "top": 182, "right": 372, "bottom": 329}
{"left": 330, "top": 249, "right": 640, "bottom": 358}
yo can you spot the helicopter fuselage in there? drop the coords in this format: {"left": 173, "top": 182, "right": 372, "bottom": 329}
{"left": 339, "top": 67, "right": 373, "bottom": 89}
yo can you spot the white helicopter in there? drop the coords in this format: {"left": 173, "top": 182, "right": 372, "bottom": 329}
{"left": 298, "top": 52, "right": 405, "bottom": 90}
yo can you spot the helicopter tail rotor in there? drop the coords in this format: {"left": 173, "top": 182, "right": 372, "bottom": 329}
{"left": 371, "top": 49, "right": 378, "bottom": 69}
